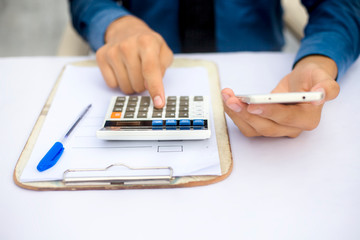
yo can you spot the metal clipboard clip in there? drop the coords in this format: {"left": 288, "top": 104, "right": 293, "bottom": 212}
{"left": 63, "top": 163, "right": 174, "bottom": 186}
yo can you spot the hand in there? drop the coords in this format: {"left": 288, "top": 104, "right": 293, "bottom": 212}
{"left": 96, "top": 15, "right": 174, "bottom": 108}
{"left": 221, "top": 55, "right": 340, "bottom": 138}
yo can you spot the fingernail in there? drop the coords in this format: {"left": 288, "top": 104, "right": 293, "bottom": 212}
{"left": 222, "top": 93, "right": 230, "bottom": 102}
{"left": 153, "top": 96, "right": 163, "bottom": 108}
{"left": 313, "top": 87, "right": 325, "bottom": 93}
{"left": 227, "top": 103, "right": 242, "bottom": 112}
{"left": 249, "top": 108, "right": 263, "bottom": 115}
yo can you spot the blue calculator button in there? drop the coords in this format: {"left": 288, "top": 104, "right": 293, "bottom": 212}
{"left": 152, "top": 120, "right": 163, "bottom": 126}
{"left": 179, "top": 119, "right": 191, "bottom": 126}
{"left": 193, "top": 119, "right": 204, "bottom": 126}
{"left": 166, "top": 120, "right": 177, "bottom": 126}
{"left": 180, "top": 126, "right": 191, "bottom": 130}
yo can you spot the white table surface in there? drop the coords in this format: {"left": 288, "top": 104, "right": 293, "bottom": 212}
{"left": 1, "top": 53, "right": 360, "bottom": 240}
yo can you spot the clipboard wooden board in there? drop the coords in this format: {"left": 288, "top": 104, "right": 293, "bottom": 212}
{"left": 13, "top": 58, "right": 233, "bottom": 190}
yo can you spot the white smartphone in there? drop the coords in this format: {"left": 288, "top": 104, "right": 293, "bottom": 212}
{"left": 237, "top": 92, "right": 324, "bottom": 104}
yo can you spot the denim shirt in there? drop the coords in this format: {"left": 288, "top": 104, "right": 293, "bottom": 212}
{"left": 69, "top": 0, "right": 360, "bottom": 79}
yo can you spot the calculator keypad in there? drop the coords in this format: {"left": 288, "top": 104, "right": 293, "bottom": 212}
{"left": 97, "top": 95, "right": 211, "bottom": 140}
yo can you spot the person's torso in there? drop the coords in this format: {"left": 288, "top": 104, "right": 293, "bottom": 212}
{"left": 122, "top": 0, "right": 284, "bottom": 53}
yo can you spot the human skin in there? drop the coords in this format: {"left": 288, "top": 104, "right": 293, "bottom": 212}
{"left": 96, "top": 15, "right": 340, "bottom": 137}
{"left": 221, "top": 55, "right": 339, "bottom": 137}
{"left": 96, "top": 15, "right": 173, "bottom": 109}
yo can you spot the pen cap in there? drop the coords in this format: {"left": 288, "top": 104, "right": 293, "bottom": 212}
{"left": 37, "top": 142, "right": 64, "bottom": 172}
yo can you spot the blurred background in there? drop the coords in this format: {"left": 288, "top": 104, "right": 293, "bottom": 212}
{"left": 0, "top": 0, "right": 69, "bottom": 56}
{"left": 0, "top": 0, "right": 300, "bottom": 57}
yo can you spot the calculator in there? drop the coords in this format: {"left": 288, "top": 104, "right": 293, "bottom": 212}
{"left": 96, "top": 96, "right": 211, "bottom": 140}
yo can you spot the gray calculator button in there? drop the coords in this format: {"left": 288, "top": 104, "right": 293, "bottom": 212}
{"left": 124, "top": 112, "right": 134, "bottom": 118}
{"left": 140, "top": 96, "right": 150, "bottom": 106}
{"left": 126, "top": 107, "right": 136, "bottom": 112}
{"left": 166, "top": 106, "right": 176, "bottom": 112}
{"left": 194, "top": 96, "right": 203, "bottom": 101}
{"left": 127, "top": 102, "right": 137, "bottom": 107}
{"left": 166, "top": 101, "right": 176, "bottom": 106}
{"left": 115, "top": 102, "right": 124, "bottom": 107}
{"left": 129, "top": 96, "right": 138, "bottom": 102}
{"left": 165, "top": 112, "right": 176, "bottom": 118}
{"left": 140, "top": 102, "right": 150, "bottom": 107}
{"left": 137, "top": 112, "right": 148, "bottom": 118}
{"left": 152, "top": 112, "right": 163, "bottom": 118}
{"left": 180, "top": 101, "right": 189, "bottom": 106}
{"left": 116, "top": 97, "right": 126, "bottom": 101}
{"left": 138, "top": 106, "right": 148, "bottom": 112}
{"left": 167, "top": 96, "right": 177, "bottom": 101}
{"left": 113, "top": 107, "right": 123, "bottom": 112}
{"left": 179, "top": 106, "right": 188, "bottom": 111}
{"left": 180, "top": 96, "right": 189, "bottom": 101}
{"left": 179, "top": 112, "right": 189, "bottom": 117}
{"left": 141, "top": 96, "right": 150, "bottom": 101}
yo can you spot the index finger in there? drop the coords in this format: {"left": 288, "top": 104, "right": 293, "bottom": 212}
{"left": 140, "top": 40, "right": 165, "bottom": 108}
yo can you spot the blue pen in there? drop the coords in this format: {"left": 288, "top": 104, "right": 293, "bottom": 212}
{"left": 37, "top": 104, "right": 92, "bottom": 172}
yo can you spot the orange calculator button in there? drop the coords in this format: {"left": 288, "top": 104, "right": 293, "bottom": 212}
{"left": 111, "top": 112, "right": 122, "bottom": 118}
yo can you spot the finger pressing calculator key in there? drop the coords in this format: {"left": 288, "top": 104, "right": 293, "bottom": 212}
{"left": 96, "top": 96, "right": 211, "bottom": 140}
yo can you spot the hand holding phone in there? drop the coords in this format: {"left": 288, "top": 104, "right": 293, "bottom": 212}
{"left": 236, "top": 92, "right": 324, "bottom": 104}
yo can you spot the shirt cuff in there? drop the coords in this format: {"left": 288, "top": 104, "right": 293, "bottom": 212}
{"left": 294, "top": 33, "right": 353, "bottom": 80}
{"left": 87, "top": 8, "right": 130, "bottom": 51}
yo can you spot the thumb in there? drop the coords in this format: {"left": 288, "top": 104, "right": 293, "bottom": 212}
{"left": 311, "top": 77, "right": 340, "bottom": 104}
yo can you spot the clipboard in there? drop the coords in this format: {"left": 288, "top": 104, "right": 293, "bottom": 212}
{"left": 13, "top": 58, "right": 233, "bottom": 191}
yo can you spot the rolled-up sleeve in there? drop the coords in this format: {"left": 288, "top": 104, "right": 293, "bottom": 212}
{"left": 295, "top": 0, "right": 360, "bottom": 79}
{"left": 69, "top": 0, "right": 131, "bottom": 51}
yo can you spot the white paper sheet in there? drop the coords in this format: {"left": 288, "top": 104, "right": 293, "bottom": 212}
{"left": 20, "top": 65, "right": 221, "bottom": 182}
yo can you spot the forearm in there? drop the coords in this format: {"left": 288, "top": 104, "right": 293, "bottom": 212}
{"left": 296, "top": 0, "right": 360, "bottom": 79}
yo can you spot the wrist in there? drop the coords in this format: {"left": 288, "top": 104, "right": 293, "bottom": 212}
{"left": 294, "top": 55, "right": 338, "bottom": 80}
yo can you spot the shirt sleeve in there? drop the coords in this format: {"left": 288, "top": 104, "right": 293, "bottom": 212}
{"left": 295, "top": 0, "right": 360, "bottom": 79}
{"left": 69, "top": 0, "right": 131, "bottom": 51}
